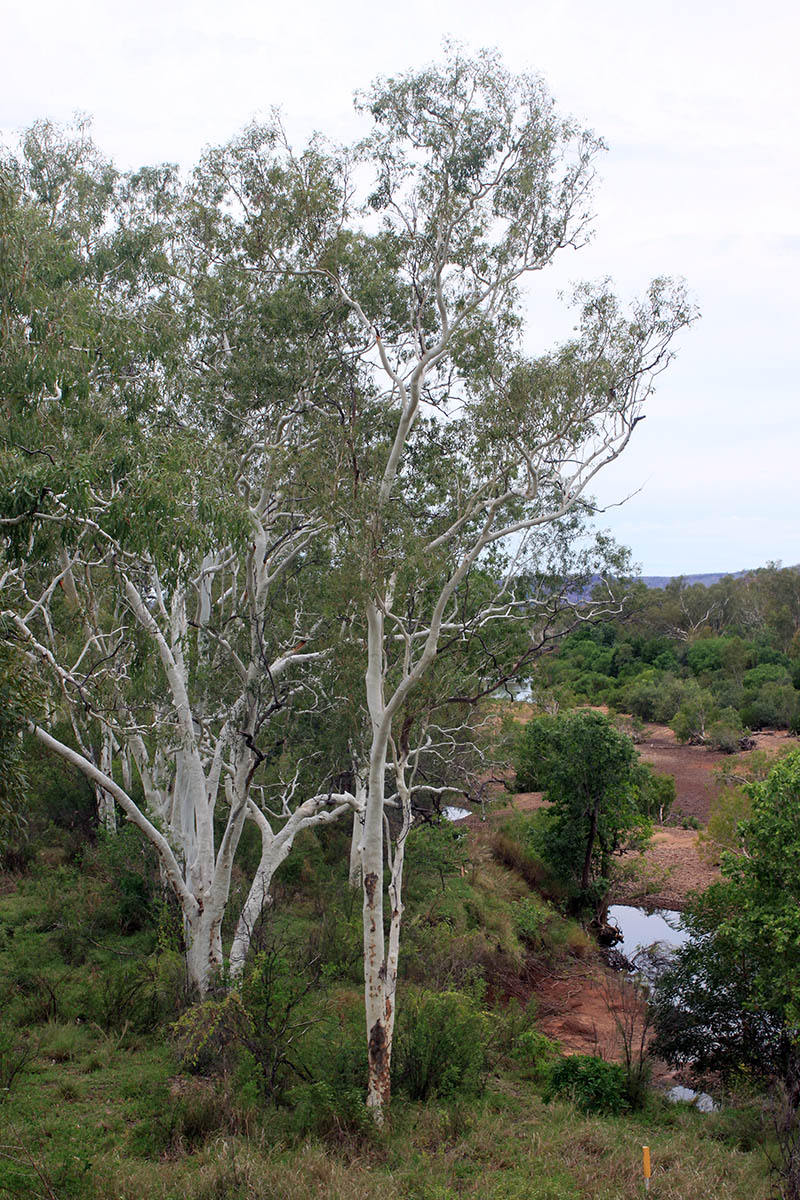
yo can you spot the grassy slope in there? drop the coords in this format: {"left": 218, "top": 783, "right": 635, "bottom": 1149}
{"left": 0, "top": 828, "right": 774, "bottom": 1200}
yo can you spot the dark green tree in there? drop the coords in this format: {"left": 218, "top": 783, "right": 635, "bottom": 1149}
{"left": 516, "top": 709, "right": 651, "bottom": 906}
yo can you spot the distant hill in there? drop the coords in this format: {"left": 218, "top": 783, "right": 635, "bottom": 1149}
{"left": 639, "top": 566, "right": 799, "bottom": 589}
{"left": 639, "top": 570, "right": 750, "bottom": 589}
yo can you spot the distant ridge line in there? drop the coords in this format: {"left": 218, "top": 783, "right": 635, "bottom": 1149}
{"left": 638, "top": 565, "right": 800, "bottom": 589}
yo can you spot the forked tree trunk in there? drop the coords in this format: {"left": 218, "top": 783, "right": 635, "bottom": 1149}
{"left": 228, "top": 841, "right": 293, "bottom": 978}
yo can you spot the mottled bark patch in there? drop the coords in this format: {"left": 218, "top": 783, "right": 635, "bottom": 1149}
{"left": 364, "top": 871, "right": 379, "bottom": 903}
{"left": 368, "top": 1018, "right": 388, "bottom": 1074}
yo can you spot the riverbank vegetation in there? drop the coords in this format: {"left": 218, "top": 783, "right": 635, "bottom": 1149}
{"left": 526, "top": 566, "right": 800, "bottom": 747}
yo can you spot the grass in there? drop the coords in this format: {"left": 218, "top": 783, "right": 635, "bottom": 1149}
{"left": 0, "top": 824, "right": 777, "bottom": 1200}
{"left": 0, "top": 1010, "right": 774, "bottom": 1199}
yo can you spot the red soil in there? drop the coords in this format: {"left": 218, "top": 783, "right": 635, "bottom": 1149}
{"left": 464, "top": 716, "right": 799, "bottom": 1059}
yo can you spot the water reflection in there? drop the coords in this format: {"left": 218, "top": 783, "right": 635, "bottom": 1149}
{"left": 443, "top": 806, "right": 471, "bottom": 822}
{"left": 607, "top": 904, "right": 689, "bottom": 961}
{"left": 667, "top": 1084, "right": 717, "bottom": 1112}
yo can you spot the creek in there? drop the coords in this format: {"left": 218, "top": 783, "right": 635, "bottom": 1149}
{"left": 607, "top": 904, "right": 718, "bottom": 1112}
{"left": 607, "top": 904, "right": 689, "bottom": 961}
{"left": 443, "top": 806, "right": 472, "bottom": 821}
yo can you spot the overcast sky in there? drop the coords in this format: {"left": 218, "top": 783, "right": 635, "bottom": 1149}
{"left": 3, "top": 0, "right": 798, "bottom": 576}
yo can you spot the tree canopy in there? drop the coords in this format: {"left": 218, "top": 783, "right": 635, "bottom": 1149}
{"left": 0, "top": 46, "right": 693, "bottom": 1118}
{"left": 516, "top": 709, "right": 652, "bottom": 906}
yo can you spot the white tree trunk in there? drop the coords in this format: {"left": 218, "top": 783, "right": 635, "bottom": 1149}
{"left": 96, "top": 729, "right": 117, "bottom": 835}
{"left": 362, "top": 602, "right": 393, "bottom": 1118}
{"left": 228, "top": 841, "right": 292, "bottom": 979}
{"left": 185, "top": 903, "right": 225, "bottom": 996}
{"left": 349, "top": 776, "right": 367, "bottom": 888}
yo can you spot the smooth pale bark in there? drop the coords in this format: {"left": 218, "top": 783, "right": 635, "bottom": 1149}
{"left": 31, "top": 722, "right": 355, "bottom": 995}
{"left": 229, "top": 793, "right": 357, "bottom": 978}
{"left": 362, "top": 603, "right": 392, "bottom": 1116}
{"left": 96, "top": 729, "right": 117, "bottom": 834}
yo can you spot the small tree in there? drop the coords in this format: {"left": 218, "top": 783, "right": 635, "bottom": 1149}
{"left": 516, "top": 709, "right": 651, "bottom": 908}
{"left": 653, "top": 750, "right": 800, "bottom": 1198}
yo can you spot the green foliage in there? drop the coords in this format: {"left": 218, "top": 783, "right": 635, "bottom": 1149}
{"left": 634, "top": 762, "right": 676, "bottom": 822}
{"left": 741, "top": 681, "right": 799, "bottom": 731}
{"left": 512, "top": 896, "right": 552, "bottom": 947}
{"left": 0, "top": 1020, "right": 36, "bottom": 1096}
{"left": 526, "top": 568, "right": 800, "bottom": 738}
{"left": 511, "top": 1029, "right": 562, "bottom": 1080}
{"left": 515, "top": 710, "right": 651, "bottom": 906}
{"left": 623, "top": 670, "right": 688, "bottom": 724}
{"left": 544, "top": 1054, "right": 630, "bottom": 1115}
{"left": 701, "top": 785, "right": 752, "bottom": 860}
{"left": 0, "top": 644, "right": 41, "bottom": 852}
{"left": 91, "top": 951, "right": 189, "bottom": 1033}
{"left": 654, "top": 751, "right": 800, "bottom": 1085}
{"left": 406, "top": 821, "right": 470, "bottom": 895}
{"left": 393, "top": 990, "right": 489, "bottom": 1101}
{"left": 706, "top": 708, "right": 746, "bottom": 753}
{"left": 670, "top": 682, "right": 718, "bottom": 743}
{"left": 173, "top": 993, "right": 254, "bottom": 1078}
{"left": 285, "top": 1080, "right": 373, "bottom": 1143}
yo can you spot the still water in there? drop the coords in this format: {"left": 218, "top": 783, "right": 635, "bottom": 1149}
{"left": 606, "top": 904, "right": 689, "bottom": 961}
{"left": 443, "top": 806, "right": 472, "bottom": 821}
{"left": 608, "top": 905, "right": 718, "bottom": 1111}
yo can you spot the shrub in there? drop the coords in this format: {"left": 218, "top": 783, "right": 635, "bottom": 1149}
{"left": 741, "top": 682, "right": 799, "bottom": 730}
{"left": 489, "top": 997, "right": 539, "bottom": 1061}
{"left": 286, "top": 1080, "right": 372, "bottom": 1143}
{"left": 635, "top": 763, "right": 676, "bottom": 822}
{"left": 671, "top": 684, "right": 717, "bottom": 744}
{"left": 706, "top": 708, "right": 745, "bottom": 753}
{"left": 91, "top": 950, "right": 189, "bottom": 1032}
{"left": 544, "top": 1054, "right": 630, "bottom": 1115}
{"left": 393, "top": 989, "right": 488, "bottom": 1101}
{"left": 512, "top": 896, "right": 551, "bottom": 947}
{"left": 512, "top": 1028, "right": 561, "bottom": 1080}
{"left": 173, "top": 992, "right": 253, "bottom": 1077}
{"left": 623, "top": 671, "right": 687, "bottom": 724}
{"left": 0, "top": 1020, "right": 36, "bottom": 1095}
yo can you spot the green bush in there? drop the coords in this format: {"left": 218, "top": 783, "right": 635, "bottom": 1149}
{"left": 0, "top": 1020, "right": 36, "bottom": 1095}
{"left": 623, "top": 671, "right": 687, "bottom": 724}
{"left": 91, "top": 950, "right": 188, "bottom": 1032}
{"left": 286, "top": 1080, "right": 372, "bottom": 1143}
{"left": 671, "top": 684, "right": 718, "bottom": 744}
{"left": 512, "top": 896, "right": 551, "bottom": 946}
{"left": 512, "top": 1028, "right": 561, "bottom": 1080}
{"left": 393, "top": 989, "right": 488, "bottom": 1101}
{"left": 128, "top": 1078, "right": 234, "bottom": 1157}
{"left": 741, "top": 681, "right": 799, "bottom": 730}
{"left": 173, "top": 992, "right": 253, "bottom": 1077}
{"left": 635, "top": 763, "right": 676, "bottom": 822}
{"left": 706, "top": 708, "right": 745, "bottom": 753}
{"left": 544, "top": 1054, "right": 630, "bottom": 1115}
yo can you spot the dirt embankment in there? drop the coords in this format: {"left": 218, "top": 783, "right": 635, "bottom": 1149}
{"left": 468, "top": 717, "right": 798, "bottom": 1058}
{"left": 616, "top": 724, "right": 798, "bottom": 908}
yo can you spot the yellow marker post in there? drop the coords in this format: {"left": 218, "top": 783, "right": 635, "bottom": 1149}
{"left": 642, "top": 1145, "right": 651, "bottom": 1192}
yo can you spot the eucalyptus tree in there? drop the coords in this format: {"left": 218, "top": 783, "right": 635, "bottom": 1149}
{"left": 302, "top": 47, "right": 696, "bottom": 1118}
{"left": 2, "top": 54, "right": 693, "bottom": 1100}
{"left": 0, "top": 122, "right": 364, "bottom": 994}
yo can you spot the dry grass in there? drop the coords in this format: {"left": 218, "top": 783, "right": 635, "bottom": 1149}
{"left": 78, "top": 1092, "right": 774, "bottom": 1200}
